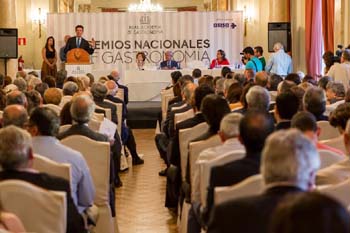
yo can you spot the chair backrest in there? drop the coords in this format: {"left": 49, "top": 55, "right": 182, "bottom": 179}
{"left": 198, "top": 150, "right": 246, "bottom": 205}
{"left": 88, "top": 119, "right": 102, "bottom": 132}
{"left": 318, "top": 149, "right": 346, "bottom": 169}
{"left": 318, "top": 178, "right": 350, "bottom": 207}
{"left": 174, "top": 109, "right": 194, "bottom": 126}
{"left": 60, "top": 135, "right": 110, "bottom": 206}
{"left": 59, "top": 124, "right": 72, "bottom": 134}
{"left": 161, "top": 89, "right": 174, "bottom": 121}
{"left": 105, "top": 99, "right": 123, "bottom": 136}
{"left": 320, "top": 136, "right": 347, "bottom": 155}
{"left": 95, "top": 105, "right": 112, "bottom": 121}
{"left": 0, "top": 180, "right": 66, "bottom": 233}
{"left": 189, "top": 135, "right": 221, "bottom": 201}
{"left": 92, "top": 112, "right": 104, "bottom": 122}
{"left": 317, "top": 121, "right": 341, "bottom": 141}
{"left": 33, "top": 154, "right": 72, "bottom": 187}
{"left": 43, "top": 104, "right": 62, "bottom": 116}
{"left": 214, "top": 174, "right": 264, "bottom": 206}
{"left": 115, "top": 88, "right": 124, "bottom": 102}
{"left": 179, "top": 122, "right": 209, "bottom": 181}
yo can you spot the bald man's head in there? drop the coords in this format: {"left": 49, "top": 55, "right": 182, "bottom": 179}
{"left": 105, "top": 80, "right": 118, "bottom": 96}
{"left": 3, "top": 104, "right": 28, "bottom": 128}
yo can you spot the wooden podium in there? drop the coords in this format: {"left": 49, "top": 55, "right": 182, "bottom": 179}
{"left": 65, "top": 48, "right": 92, "bottom": 76}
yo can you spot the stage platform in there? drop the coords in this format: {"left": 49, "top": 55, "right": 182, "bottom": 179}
{"left": 126, "top": 101, "right": 161, "bottom": 129}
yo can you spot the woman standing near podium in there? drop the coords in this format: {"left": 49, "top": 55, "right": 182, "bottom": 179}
{"left": 41, "top": 36, "right": 57, "bottom": 80}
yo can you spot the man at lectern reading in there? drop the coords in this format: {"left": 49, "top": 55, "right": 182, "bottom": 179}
{"left": 64, "top": 25, "right": 95, "bottom": 56}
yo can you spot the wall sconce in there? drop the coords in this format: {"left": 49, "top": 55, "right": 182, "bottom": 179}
{"left": 243, "top": 5, "right": 253, "bottom": 36}
{"left": 31, "top": 8, "right": 47, "bottom": 38}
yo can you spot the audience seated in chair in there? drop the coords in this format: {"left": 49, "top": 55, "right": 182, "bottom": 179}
{"left": 207, "top": 129, "right": 320, "bottom": 233}
{"left": 60, "top": 82, "right": 78, "bottom": 108}
{"left": 326, "top": 81, "right": 345, "bottom": 105}
{"left": 303, "top": 87, "right": 328, "bottom": 121}
{"left": 291, "top": 111, "right": 344, "bottom": 156}
{"left": 0, "top": 126, "right": 86, "bottom": 233}
{"left": 274, "top": 91, "right": 299, "bottom": 130}
{"left": 270, "top": 192, "right": 350, "bottom": 233}
{"left": 27, "top": 107, "right": 95, "bottom": 213}
{"left": 317, "top": 118, "right": 350, "bottom": 185}
{"left": 108, "top": 70, "right": 129, "bottom": 105}
{"left": 44, "top": 88, "right": 62, "bottom": 105}
{"left": 2, "top": 105, "right": 28, "bottom": 128}
{"left": 91, "top": 83, "right": 144, "bottom": 165}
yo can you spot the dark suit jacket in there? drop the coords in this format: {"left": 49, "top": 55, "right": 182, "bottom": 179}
{"left": 162, "top": 101, "right": 186, "bottom": 138}
{"left": 94, "top": 99, "right": 118, "bottom": 124}
{"left": 64, "top": 36, "right": 94, "bottom": 55}
{"left": 275, "top": 121, "right": 291, "bottom": 130}
{"left": 160, "top": 60, "right": 179, "bottom": 69}
{"left": 57, "top": 123, "right": 108, "bottom": 142}
{"left": 207, "top": 186, "right": 303, "bottom": 233}
{"left": 106, "top": 95, "right": 127, "bottom": 121}
{"left": 0, "top": 170, "right": 86, "bottom": 233}
{"left": 116, "top": 81, "right": 129, "bottom": 105}
{"left": 204, "top": 151, "right": 261, "bottom": 223}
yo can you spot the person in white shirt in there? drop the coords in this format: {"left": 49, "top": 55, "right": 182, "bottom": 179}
{"left": 265, "top": 42, "right": 293, "bottom": 76}
{"left": 327, "top": 49, "right": 350, "bottom": 90}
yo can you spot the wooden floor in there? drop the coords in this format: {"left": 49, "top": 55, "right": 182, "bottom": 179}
{"left": 115, "top": 129, "right": 178, "bottom": 233}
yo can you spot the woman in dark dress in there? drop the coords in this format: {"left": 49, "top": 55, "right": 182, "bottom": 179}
{"left": 41, "top": 36, "right": 57, "bottom": 81}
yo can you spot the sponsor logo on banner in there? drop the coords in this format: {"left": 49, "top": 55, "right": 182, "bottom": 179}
{"left": 128, "top": 14, "right": 163, "bottom": 35}
{"left": 213, "top": 17, "right": 237, "bottom": 29}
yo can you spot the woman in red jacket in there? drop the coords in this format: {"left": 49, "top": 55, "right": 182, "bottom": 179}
{"left": 210, "top": 49, "right": 230, "bottom": 69}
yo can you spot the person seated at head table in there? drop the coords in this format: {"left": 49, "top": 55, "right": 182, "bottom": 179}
{"left": 210, "top": 49, "right": 230, "bottom": 69}
{"left": 160, "top": 51, "right": 179, "bottom": 70}
{"left": 136, "top": 52, "right": 146, "bottom": 70}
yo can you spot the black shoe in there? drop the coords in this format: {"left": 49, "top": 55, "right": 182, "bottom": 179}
{"left": 158, "top": 168, "right": 167, "bottom": 176}
{"left": 132, "top": 157, "right": 144, "bottom": 165}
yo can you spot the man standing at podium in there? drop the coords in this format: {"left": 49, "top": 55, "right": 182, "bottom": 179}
{"left": 64, "top": 25, "right": 95, "bottom": 55}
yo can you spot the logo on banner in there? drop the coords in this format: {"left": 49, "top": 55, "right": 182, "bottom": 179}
{"left": 213, "top": 22, "right": 237, "bottom": 29}
{"left": 127, "top": 14, "right": 162, "bottom": 35}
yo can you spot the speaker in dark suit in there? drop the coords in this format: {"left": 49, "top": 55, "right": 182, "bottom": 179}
{"left": 160, "top": 51, "right": 179, "bottom": 69}
{"left": 64, "top": 25, "right": 95, "bottom": 55}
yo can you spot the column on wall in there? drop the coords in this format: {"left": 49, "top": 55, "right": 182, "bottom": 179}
{"left": 0, "top": 0, "right": 17, "bottom": 78}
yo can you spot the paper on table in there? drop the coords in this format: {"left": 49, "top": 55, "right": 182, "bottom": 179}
{"left": 99, "top": 117, "right": 117, "bottom": 140}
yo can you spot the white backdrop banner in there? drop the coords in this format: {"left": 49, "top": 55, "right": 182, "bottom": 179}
{"left": 47, "top": 11, "right": 243, "bottom": 75}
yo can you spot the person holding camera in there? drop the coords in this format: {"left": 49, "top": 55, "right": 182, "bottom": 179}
{"left": 241, "top": 46, "right": 263, "bottom": 72}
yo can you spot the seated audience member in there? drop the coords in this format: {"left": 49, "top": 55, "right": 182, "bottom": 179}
{"left": 86, "top": 73, "right": 95, "bottom": 87}
{"left": 233, "top": 82, "right": 255, "bottom": 114}
{"left": 318, "top": 76, "right": 333, "bottom": 91}
{"left": 227, "top": 82, "right": 243, "bottom": 110}
{"left": 6, "top": 90, "right": 27, "bottom": 108}
{"left": 98, "top": 76, "right": 108, "bottom": 84}
{"left": 192, "top": 68, "right": 202, "bottom": 80}
{"left": 214, "top": 77, "right": 225, "bottom": 96}
{"left": 198, "top": 75, "right": 214, "bottom": 89}
{"left": 246, "top": 85, "right": 271, "bottom": 112}
{"left": 290, "top": 86, "right": 306, "bottom": 111}
{"left": 160, "top": 51, "right": 179, "bottom": 70}
{"left": 267, "top": 74, "right": 283, "bottom": 91}
{"left": 317, "top": 118, "right": 350, "bottom": 185}
{"left": 326, "top": 81, "right": 345, "bottom": 104}
{"left": 165, "top": 71, "right": 182, "bottom": 90}
{"left": 223, "top": 79, "right": 236, "bottom": 98}
{"left": 2, "top": 105, "right": 28, "bottom": 128}
{"left": 274, "top": 91, "right": 299, "bottom": 130}
{"left": 203, "top": 110, "right": 275, "bottom": 226}
{"left": 233, "top": 73, "right": 246, "bottom": 87}
{"left": 27, "top": 107, "right": 95, "bottom": 213}
{"left": 43, "top": 75, "right": 56, "bottom": 88}
{"left": 105, "top": 80, "right": 126, "bottom": 113}
{"left": 193, "top": 94, "right": 231, "bottom": 142}
{"left": 277, "top": 80, "right": 296, "bottom": 95}
{"left": 0, "top": 90, "right": 5, "bottom": 111}
{"left": 60, "top": 101, "right": 73, "bottom": 125}
{"left": 291, "top": 111, "right": 344, "bottom": 155}
{"left": 0, "top": 126, "right": 86, "bottom": 233}
{"left": 302, "top": 74, "right": 317, "bottom": 86}
{"left": 13, "top": 77, "right": 27, "bottom": 92}
{"left": 43, "top": 88, "right": 62, "bottom": 105}
{"left": 303, "top": 87, "right": 328, "bottom": 121}
{"left": 93, "top": 82, "right": 144, "bottom": 165}
{"left": 168, "top": 82, "right": 182, "bottom": 106}
{"left": 60, "top": 81, "right": 79, "bottom": 107}
{"left": 56, "top": 70, "right": 67, "bottom": 89}
{"left": 298, "top": 81, "right": 313, "bottom": 91}
{"left": 270, "top": 192, "right": 350, "bottom": 233}
{"left": 57, "top": 94, "right": 119, "bottom": 215}
{"left": 255, "top": 71, "right": 268, "bottom": 88}
{"left": 285, "top": 73, "right": 301, "bottom": 85}
{"left": 244, "top": 69, "right": 255, "bottom": 83}
{"left": 34, "top": 82, "right": 49, "bottom": 98}
{"left": 221, "top": 66, "right": 231, "bottom": 78}
{"left": 108, "top": 70, "right": 129, "bottom": 105}
{"left": 0, "top": 208, "right": 26, "bottom": 232}
{"left": 197, "top": 113, "right": 244, "bottom": 161}
{"left": 25, "top": 90, "right": 42, "bottom": 114}
{"left": 207, "top": 129, "right": 320, "bottom": 233}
